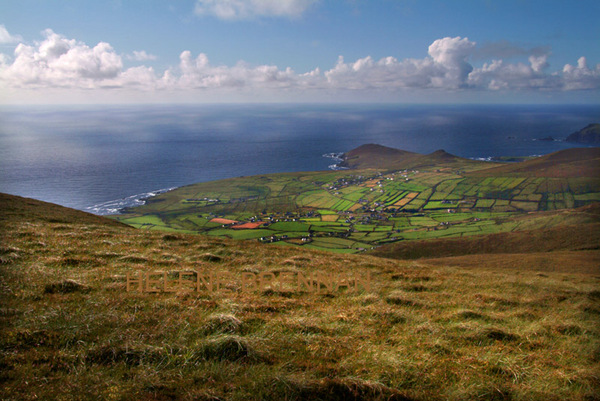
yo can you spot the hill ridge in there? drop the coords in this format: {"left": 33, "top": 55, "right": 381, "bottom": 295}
{"left": 340, "top": 143, "right": 600, "bottom": 177}
{"left": 469, "top": 146, "right": 600, "bottom": 177}
{"left": 339, "top": 144, "right": 475, "bottom": 170}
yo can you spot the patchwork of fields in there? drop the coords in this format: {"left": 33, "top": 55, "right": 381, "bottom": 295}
{"left": 113, "top": 157, "right": 600, "bottom": 253}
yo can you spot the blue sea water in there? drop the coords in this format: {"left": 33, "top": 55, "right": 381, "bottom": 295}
{"left": 0, "top": 104, "right": 598, "bottom": 214}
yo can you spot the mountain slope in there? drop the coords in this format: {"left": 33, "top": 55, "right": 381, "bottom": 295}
{"left": 469, "top": 147, "right": 600, "bottom": 178}
{"left": 0, "top": 193, "right": 131, "bottom": 228}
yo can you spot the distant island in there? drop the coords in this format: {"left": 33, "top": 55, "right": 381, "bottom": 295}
{"left": 566, "top": 123, "right": 600, "bottom": 144}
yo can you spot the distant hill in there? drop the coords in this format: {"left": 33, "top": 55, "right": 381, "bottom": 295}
{"left": 338, "top": 144, "right": 420, "bottom": 169}
{"left": 340, "top": 144, "right": 600, "bottom": 178}
{"left": 468, "top": 147, "right": 600, "bottom": 178}
{"left": 339, "top": 144, "right": 481, "bottom": 171}
{"left": 566, "top": 123, "right": 600, "bottom": 144}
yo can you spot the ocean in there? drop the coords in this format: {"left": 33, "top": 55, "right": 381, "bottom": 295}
{"left": 0, "top": 104, "right": 598, "bottom": 214}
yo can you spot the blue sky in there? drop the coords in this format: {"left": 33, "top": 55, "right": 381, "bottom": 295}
{"left": 1, "top": 0, "right": 599, "bottom": 104}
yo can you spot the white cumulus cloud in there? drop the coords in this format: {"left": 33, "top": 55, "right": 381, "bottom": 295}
{"left": 0, "top": 29, "right": 123, "bottom": 87}
{"left": 467, "top": 55, "right": 560, "bottom": 91}
{"left": 323, "top": 37, "right": 478, "bottom": 90}
{"left": 562, "top": 57, "right": 600, "bottom": 90}
{"left": 170, "top": 50, "right": 299, "bottom": 89}
{"left": 427, "top": 36, "right": 475, "bottom": 88}
{"left": 194, "top": 0, "right": 317, "bottom": 20}
{"left": 0, "top": 30, "right": 599, "bottom": 102}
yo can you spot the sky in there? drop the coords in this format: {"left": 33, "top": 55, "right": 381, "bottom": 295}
{"left": 0, "top": 0, "right": 599, "bottom": 104}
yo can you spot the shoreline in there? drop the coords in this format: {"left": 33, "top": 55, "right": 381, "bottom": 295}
{"left": 85, "top": 187, "right": 176, "bottom": 216}
{"left": 322, "top": 152, "right": 349, "bottom": 170}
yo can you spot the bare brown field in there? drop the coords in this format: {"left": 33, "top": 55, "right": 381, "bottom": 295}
{"left": 394, "top": 192, "right": 419, "bottom": 206}
{"left": 232, "top": 222, "right": 267, "bottom": 229}
{"left": 211, "top": 218, "right": 239, "bottom": 225}
{"left": 321, "top": 214, "right": 340, "bottom": 222}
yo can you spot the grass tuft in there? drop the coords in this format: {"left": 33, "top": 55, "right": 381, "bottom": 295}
{"left": 195, "top": 335, "right": 265, "bottom": 363}
{"left": 303, "top": 377, "right": 414, "bottom": 401}
{"left": 588, "top": 290, "right": 600, "bottom": 299}
{"left": 455, "top": 310, "right": 489, "bottom": 321}
{"left": 468, "top": 328, "right": 520, "bottom": 345}
{"left": 199, "top": 253, "right": 223, "bottom": 263}
{"left": 86, "top": 344, "right": 164, "bottom": 366}
{"left": 44, "top": 279, "right": 89, "bottom": 294}
{"left": 379, "top": 311, "right": 407, "bottom": 325}
{"left": 554, "top": 324, "right": 583, "bottom": 335}
{"left": 202, "top": 314, "right": 243, "bottom": 335}
{"left": 117, "top": 255, "right": 148, "bottom": 263}
{"left": 385, "top": 293, "right": 422, "bottom": 307}
{"left": 162, "top": 234, "right": 183, "bottom": 241}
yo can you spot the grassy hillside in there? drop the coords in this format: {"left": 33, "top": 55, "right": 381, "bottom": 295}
{"left": 369, "top": 204, "right": 600, "bottom": 259}
{"left": 0, "top": 193, "right": 131, "bottom": 228}
{"left": 468, "top": 147, "right": 600, "bottom": 178}
{"left": 1, "top": 193, "right": 599, "bottom": 400}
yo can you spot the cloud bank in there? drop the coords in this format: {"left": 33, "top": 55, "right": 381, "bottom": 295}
{"left": 0, "top": 28, "right": 599, "bottom": 102}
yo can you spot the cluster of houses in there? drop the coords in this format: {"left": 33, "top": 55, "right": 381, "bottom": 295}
{"left": 197, "top": 169, "right": 476, "bottom": 247}
{"left": 186, "top": 197, "right": 219, "bottom": 203}
{"left": 325, "top": 175, "right": 368, "bottom": 192}
{"left": 259, "top": 234, "right": 290, "bottom": 243}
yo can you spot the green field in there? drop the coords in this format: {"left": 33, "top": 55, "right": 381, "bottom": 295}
{"left": 113, "top": 157, "right": 600, "bottom": 253}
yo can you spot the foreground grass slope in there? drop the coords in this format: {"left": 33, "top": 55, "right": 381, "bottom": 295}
{"left": 1, "top": 193, "right": 599, "bottom": 400}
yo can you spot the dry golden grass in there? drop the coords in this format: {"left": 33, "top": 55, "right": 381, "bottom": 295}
{"left": 423, "top": 251, "right": 600, "bottom": 275}
{"left": 1, "top": 193, "right": 599, "bottom": 400}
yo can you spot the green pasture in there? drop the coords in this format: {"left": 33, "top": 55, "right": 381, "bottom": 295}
{"left": 112, "top": 161, "right": 600, "bottom": 253}
{"left": 268, "top": 221, "right": 311, "bottom": 232}
{"left": 423, "top": 201, "right": 458, "bottom": 210}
